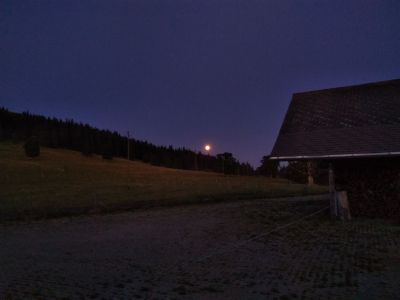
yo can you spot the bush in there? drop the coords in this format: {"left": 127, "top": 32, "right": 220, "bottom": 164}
{"left": 102, "top": 143, "right": 113, "bottom": 160}
{"left": 81, "top": 141, "right": 93, "bottom": 157}
{"left": 24, "top": 136, "right": 40, "bottom": 158}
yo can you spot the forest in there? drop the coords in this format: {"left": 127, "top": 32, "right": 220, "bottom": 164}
{"left": 0, "top": 107, "right": 254, "bottom": 175}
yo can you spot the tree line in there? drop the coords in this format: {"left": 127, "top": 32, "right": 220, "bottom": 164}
{"left": 0, "top": 107, "right": 254, "bottom": 175}
{"left": 256, "top": 155, "right": 329, "bottom": 184}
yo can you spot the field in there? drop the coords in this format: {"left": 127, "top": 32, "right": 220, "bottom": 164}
{"left": 1, "top": 198, "right": 399, "bottom": 299}
{"left": 0, "top": 142, "right": 326, "bottom": 221}
{"left": 1, "top": 142, "right": 399, "bottom": 299}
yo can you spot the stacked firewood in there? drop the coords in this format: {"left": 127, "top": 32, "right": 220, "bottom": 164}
{"left": 334, "top": 158, "right": 400, "bottom": 218}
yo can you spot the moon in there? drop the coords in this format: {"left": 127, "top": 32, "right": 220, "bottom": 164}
{"left": 204, "top": 144, "right": 211, "bottom": 151}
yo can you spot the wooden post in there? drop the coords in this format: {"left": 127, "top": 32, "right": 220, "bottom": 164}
{"left": 337, "top": 191, "right": 351, "bottom": 221}
{"left": 307, "top": 161, "right": 314, "bottom": 185}
{"left": 329, "top": 163, "right": 337, "bottom": 218}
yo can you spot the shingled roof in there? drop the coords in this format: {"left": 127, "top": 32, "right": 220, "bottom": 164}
{"left": 270, "top": 79, "right": 400, "bottom": 160}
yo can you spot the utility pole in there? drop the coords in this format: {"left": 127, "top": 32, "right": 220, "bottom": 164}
{"left": 127, "top": 131, "right": 130, "bottom": 160}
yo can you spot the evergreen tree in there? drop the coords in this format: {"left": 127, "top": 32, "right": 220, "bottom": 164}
{"left": 24, "top": 136, "right": 40, "bottom": 158}
{"left": 278, "top": 161, "right": 307, "bottom": 183}
{"left": 102, "top": 141, "right": 113, "bottom": 160}
{"left": 256, "top": 155, "right": 279, "bottom": 177}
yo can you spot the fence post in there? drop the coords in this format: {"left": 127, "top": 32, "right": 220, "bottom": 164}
{"left": 329, "top": 163, "right": 337, "bottom": 218}
{"left": 337, "top": 191, "right": 351, "bottom": 221}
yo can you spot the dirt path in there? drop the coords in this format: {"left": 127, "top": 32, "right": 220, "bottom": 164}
{"left": 1, "top": 197, "right": 399, "bottom": 299}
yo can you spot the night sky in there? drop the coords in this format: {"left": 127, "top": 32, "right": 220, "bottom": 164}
{"left": 2, "top": 1, "right": 400, "bottom": 166}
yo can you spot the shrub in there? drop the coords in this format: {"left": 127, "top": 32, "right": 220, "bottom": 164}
{"left": 24, "top": 136, "right": 40, "bottom": 158}
{"left": 102, "top": 143, "right": 113, "bottom": 160}
{"left": 81, "top": 141, "right": 93, "bottom": 157}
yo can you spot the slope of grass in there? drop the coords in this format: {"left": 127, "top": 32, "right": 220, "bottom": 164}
{"left": 0, "top": 142, "right": 327, "bottom": 221}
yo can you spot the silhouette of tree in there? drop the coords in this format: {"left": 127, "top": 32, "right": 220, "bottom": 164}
{"left": 24, "top": 136, "right": 40, "bottom": 158}
{"left": 256, "top": 155, "right": 279, "bottom": 177}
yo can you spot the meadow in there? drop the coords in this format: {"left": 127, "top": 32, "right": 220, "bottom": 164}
{"left": 0, "top": 142, "right": 326, "bottom": 221}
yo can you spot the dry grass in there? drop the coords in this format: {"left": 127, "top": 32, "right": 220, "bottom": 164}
{"left": 0, "top": 142, "right": 327, "bottom": 221}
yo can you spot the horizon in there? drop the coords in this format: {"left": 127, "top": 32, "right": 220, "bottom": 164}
{"left": 2, "top": 0, "right": 400, "bottom": 166}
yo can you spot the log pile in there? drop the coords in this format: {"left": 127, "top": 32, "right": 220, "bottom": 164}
{"left": 334, "top": 158, "right": 400, "bottom": 218}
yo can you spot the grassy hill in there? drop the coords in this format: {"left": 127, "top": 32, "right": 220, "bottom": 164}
{"left": 0, "top": 142, "right": 327, "bottom": 221}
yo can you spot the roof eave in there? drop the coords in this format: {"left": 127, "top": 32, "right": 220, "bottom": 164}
{"left": 269, "top": 151, "right": 400, "bottom": 161}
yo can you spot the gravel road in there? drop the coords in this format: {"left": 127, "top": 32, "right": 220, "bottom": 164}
{"left": 1, "top": 196, "right": 399, "bottom": 299}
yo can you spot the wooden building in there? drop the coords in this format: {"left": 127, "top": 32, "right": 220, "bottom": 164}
{"left": 270, "top": 79, "right": 400, "bottom": 218}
